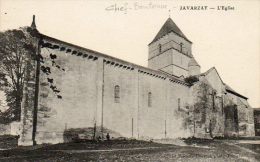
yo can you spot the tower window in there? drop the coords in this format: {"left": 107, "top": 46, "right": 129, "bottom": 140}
{"left": 158, "top": 44, "right": 162, "bottom": 53}
{"left": 180, "top": 43, "right": 183, "bottom": 53}
{"left": 114, "top": 85, "right": 120, "bottom": 103}
{"left": 148, "top": 92, "right": 152, "bottom": 107}
{"left": 178, "top": 98, "right": 181, "bottom": 110}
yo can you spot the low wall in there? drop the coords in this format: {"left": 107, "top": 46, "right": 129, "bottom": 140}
{"left": 0, "top": 124, "right": 11, "bottom": 135}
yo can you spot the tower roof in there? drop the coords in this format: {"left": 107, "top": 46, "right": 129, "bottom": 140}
{"left": 150, "top": 18, "right": 191, "bottom": 45}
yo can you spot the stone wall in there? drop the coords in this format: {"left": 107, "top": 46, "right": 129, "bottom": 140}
{"left": 166, "top": 78, "right": 191, "bottom": 138}
{"left": 17, "top": 35, "right": 192, "bottom": 145}
{"left": 18, "top": 35, "right": 39, "bottom": 146}
{"left": 35, "top": 39, "right": 100, "bottom": 144}
{"left": 102, "top": 60, "right": 138, "bottom": 138}
{"left": 191, "top": 68, "right": 255, "bottom": 138}
{"left": 0, "top": 124, "right": 11, "bottom": 135}
{"left": 138, "top": 71, "right": 168, "bottom": 139}
{"left": 0, "top": 122, "right": 20, "bottom": 136}
{"left": 254, "top": 109, "right": 260, "bottom": 136}
{"left": 225, "top": 93, "right": 255, "bottom": 137}
{"left": 148, "top": 32, "right": 192, "bottom": 77}
{"left": 148, "top": 32, "right": 192, "bottom": 59}
{"left": 102, "top": 60, "right": 191, "bottom": 140}
{"left": 190, "top": 80, "right": 225, "bottom": 138}
{"left": 18, "top": 33, "right": 255, "bottom": 145}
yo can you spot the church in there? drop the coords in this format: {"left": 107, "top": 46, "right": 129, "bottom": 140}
{"left": 18, "top": 16, "right": 255, "bottom": 146}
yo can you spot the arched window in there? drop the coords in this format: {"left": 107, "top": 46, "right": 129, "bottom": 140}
{"left": 114, "top": 85, "right": 120, "bottom": 103}
{"left": 221, "top": 95, "right": 224, "bottom": 114}
{"left": 178, "top": 98, "right": 181, "bottom": 110}
{"left": 148, "top": 92, "right": 152, "bottom": 107}
{"left": 212, "top": 91, "right": 216, "bottom": 110}
{"left": 158, "top": 44, "right": 162, "bottom": 53}
{"left": 180, "top": 43, "right": 183, "bottom": 52}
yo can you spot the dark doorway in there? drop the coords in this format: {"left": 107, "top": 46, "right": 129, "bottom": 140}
{"left": 224, "top": 105, "right": 239, "bottom": 137}
{"left": 254, "top": 109, "right": 260, "bottom": 136}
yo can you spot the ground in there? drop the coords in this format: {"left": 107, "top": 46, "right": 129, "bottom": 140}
{"left": 0, "top": 136, "right": 260, "bottom": 162}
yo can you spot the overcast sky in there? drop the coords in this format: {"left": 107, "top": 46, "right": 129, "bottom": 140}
{"left": 0, "top": 0, "right": 259, "bottom": 107}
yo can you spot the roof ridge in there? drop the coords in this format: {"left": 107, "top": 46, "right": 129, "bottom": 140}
{"left": 150, "top": 18, "right": 191, "bottom": 45}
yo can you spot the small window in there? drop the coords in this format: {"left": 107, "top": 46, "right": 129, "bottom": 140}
{"left": 114, "top": 85, "right": 120, "bottom": 103}
{"left": 212, "top": 94, "right": 215, "bottom": 110}
{"left": 148, "top": 92, "right": 152, "bottom": 107}
{"left": 221, "top": 96, "right": 224, "bottom": 114}
{"left": 178, "top": 98, "right": 181, "bottom": 110}
{"left": 158, "top": 44, "right": 162, "bottom": 53}
{"left": 212, "top": 92, "right": 216, "bottom": 110}
{"left": 257, "top": 116, "right": 260, "bottom": 123}
{"left": 180, "top": 43, "right": 183, "bottom": 52}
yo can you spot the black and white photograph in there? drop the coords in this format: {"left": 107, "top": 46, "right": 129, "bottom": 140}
{"left": 0, "top": 0, "right": 259, "bottom": 161}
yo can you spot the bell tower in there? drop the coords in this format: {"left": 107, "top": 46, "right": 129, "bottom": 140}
{"left": 148, "top": 18, "right": 200, "bottom": 77}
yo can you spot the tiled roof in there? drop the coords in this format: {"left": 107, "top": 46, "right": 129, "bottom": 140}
{"left": 224, "top": 83, "right": 248, "bottom": 100}
{"left": 40, "top": 34, "right": 189, "bottom": 86}
{"left": 150, "top": 18, "right": 191, "bottom": 45}
{"left": 224, "top": 84, "right": 236, "bottom": 93}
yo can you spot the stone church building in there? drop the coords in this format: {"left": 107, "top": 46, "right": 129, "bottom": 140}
{"left": 18, "top": 17, "right": 255, "bottom": 145}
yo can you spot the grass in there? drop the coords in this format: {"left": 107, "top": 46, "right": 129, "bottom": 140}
{"left": 0, "top": 136, "right": 260, "bottom": 161}
{"left": 0, "top": 135, "right": 18, "bottom": 149}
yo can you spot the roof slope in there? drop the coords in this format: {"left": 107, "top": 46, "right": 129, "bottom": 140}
{"left": 150, "top": 18, "right": 191, "bottom": 44}
{"left": 198, "top": 67, "right": 219, "bottom": 79}
{"left": 198, "top": 67, "right": 248, "bottom": 100}
{"left": 40, "top": 33, "right": 189, "bottom": 86}
{"left": 224, "top": 84, "right": 248, "bottom": 100}
{"left": 188, "top": 58, "right": 200, "bottom": 67}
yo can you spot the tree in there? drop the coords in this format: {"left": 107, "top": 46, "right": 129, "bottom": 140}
{"left": 0, "top": 28, "right": 37, "bottom": 122}
{"left": 184, "top": 76, "right": 199, "bottom": 85}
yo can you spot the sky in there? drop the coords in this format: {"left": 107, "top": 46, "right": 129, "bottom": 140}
{"left": 0, "top": 0, "right": 259, "bottom": 108}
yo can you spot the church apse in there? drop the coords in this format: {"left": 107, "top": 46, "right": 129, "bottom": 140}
{"left": 189, "top": 80, "right": 225, "bottom": 138}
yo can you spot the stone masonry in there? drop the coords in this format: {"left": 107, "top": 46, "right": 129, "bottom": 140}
{"left": 18, "top": 17, "right": 255, "bottom": 145}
